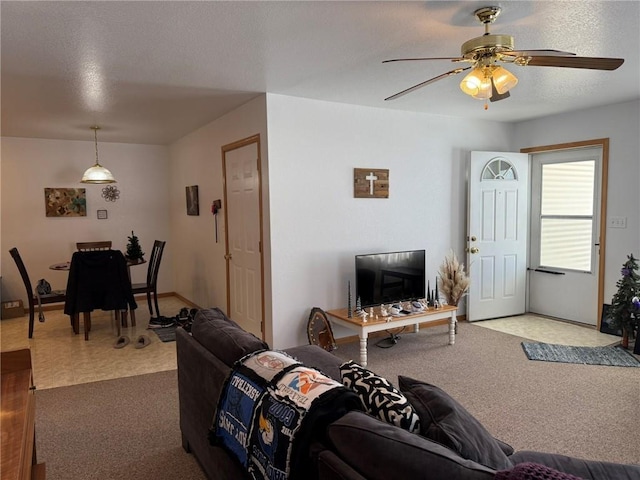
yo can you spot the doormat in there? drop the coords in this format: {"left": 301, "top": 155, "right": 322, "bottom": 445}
{"left": 521, "top": 342, "right": 640, "bottom": 367}
{"left": 150, "top": 325, "right": 177, "bottom": 343}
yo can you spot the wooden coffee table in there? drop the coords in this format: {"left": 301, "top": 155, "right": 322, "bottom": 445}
{"left": 325, "top": 304, "right": 457, "bottom": 367}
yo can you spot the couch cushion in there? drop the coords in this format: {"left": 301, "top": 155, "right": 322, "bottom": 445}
{"left": 398, "top": 375, "right": 512, "bottom": 470}
{"left": 326, "top": 411, "right": 495, "bottom": 480}
{"left": 340, "top": 361, "right": 420, "bottom": 433}
{"left": 285, "top": 344, "right": 343, "bottom": 382}
{"left": 191, "top": 307, "right": 268, "bottom": 366}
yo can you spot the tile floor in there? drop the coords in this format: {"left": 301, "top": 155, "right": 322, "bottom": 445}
{"left": 473, "top": 313, "right": 622, "bottom": 347}
{"left": 0, "top": 296, "right": 192, "bottom": 390}
{"left": 1, "top": 301, "right": 626, "bottom": 390}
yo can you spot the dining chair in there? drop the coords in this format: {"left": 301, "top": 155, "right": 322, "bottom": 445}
{"left": 9, "top": 247, "right": 67, "bottom": 339}
{"left": 131, "top": 240, "right": 166, "bottom": 321}
{"left": 64, "top": 249, "right": 136, "bottom": 340}
{"left": 76, "top": 241, "right": 112, "bottom": 251}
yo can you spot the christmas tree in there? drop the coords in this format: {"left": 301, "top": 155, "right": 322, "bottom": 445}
{"left": 609, "top": 254, "right": 640, "bottom": 338}
{"left": 126, "top": 231, "right": 145, "bottom": 261}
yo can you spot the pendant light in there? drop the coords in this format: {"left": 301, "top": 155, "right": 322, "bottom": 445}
{"left": 81, "top": 126, "right": 116, "bottom": 184}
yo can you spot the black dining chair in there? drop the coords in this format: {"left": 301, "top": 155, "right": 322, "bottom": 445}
{"left": 9, "top": 247, "right": 67, "bottom": 339}
{"left": 131, "top": 240, "right": 166, "bottom": 322}
{"left": 64, "top": 249, "right": 137, "bottom": 340}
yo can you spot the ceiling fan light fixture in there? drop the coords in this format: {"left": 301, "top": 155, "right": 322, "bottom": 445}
{"left": 471, "top": 77, "right": 493, "bottom": 100}
{"left": 460, "top": 68, "right": 485, "bottom": 96}
{"left": 492, "top": 66, "right": 518, "bottom": 94}
{"left": 81, "top": 126, "right": 116, "bottom": 184}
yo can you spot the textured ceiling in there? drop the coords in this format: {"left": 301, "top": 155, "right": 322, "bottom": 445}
{"left": 1, "top": 1, "right": 639, "bottom": 145}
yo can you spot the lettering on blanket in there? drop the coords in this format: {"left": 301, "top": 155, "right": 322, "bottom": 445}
{"left": 276, "top": 367, "right": 342, "bottom": 408}
{"left": 217, "top": 372, "right": 264, "bottom": 466}
{"left": 213, "top": 350, "right": 359, "bottom": 480}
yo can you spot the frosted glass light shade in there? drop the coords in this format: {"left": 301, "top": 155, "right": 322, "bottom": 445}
{"left": 472, "top": 77, "right": 493, "bottom": 99}
{"left": 81, "top": 164, "right": 116, "bottom": 184}
{"left": 492, "top": 66, "right": 518, "bottom": 94}
{"left": 460, "top": 68, "right": 484, "bottom": 96}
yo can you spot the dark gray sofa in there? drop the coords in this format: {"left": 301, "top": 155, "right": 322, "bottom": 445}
{"left": 177, "top": 308, "right": 640, "bottom": 480}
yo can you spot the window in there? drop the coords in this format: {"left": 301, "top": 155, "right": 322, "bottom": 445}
{"left": 538, "top": 160, "right": 595, "bottom": 272}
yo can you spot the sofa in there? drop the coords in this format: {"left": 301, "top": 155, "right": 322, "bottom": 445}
{"left": 177, "top": 308, "right": 640, "bottom": 480}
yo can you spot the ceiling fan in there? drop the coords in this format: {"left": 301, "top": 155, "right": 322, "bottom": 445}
{"left": 383, "top": 6, "right": 624, "bottom": 107}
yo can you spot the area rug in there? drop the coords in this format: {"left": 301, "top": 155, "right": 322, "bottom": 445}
{"left": 521, "top": 342, "right": 640, "bottom": 367}
{"left": 150, "top": 325, "right": 177, "bottom": 342}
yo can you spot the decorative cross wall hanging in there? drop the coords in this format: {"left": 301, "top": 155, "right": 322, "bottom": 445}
{"left": 354, "top": 168, "right": 389, "bottom": 198}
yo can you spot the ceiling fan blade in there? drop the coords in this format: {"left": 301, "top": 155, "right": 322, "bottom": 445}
{"left": 383, "top": 57, "right": 464, "bottom": 63}
{"left": 502, "top": 49, "right": 576, "bottom": 58}
{"left": 384, "top": 67, "right": 471, "bottom": 101}
{"left": 525, "top": 55, "right": 624, "bottom": 70}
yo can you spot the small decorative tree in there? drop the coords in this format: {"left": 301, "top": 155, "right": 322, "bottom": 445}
{"left": 126, "top": 231, "right": 145, "bottom": 261}
{"left": 437, "top": 250, "right": 470, "bottom": 307}
{"left": 609, "top": 253, "right": 640, "bottom": 348}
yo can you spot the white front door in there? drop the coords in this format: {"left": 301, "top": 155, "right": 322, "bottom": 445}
{"left": 467, "top": 151, "right": 529, "bottom": 321}
{"left": 528, "top": 146, "right": 602, "bottom": 325}
{"left": 223, "top": 135, "right": 264, "bottom": 339}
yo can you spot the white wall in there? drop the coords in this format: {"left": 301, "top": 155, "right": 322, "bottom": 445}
{"left": 168, "top": 96, "right": 271, "bottom": 340}
{"left": 1, "top": 137, "right": 171, "bottom": 304}
{"left": 265, "top": 94, "right": 515, "bottom": 349}
{"left": 513, "top": 99, "right": 640, "bottom": 303}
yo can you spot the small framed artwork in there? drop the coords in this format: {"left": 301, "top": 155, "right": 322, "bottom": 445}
{"left": 186, "top": 185, "right": 199, "bottom": 216}
{"left": 44, "top": 187, "right": 87, "bottom": 217}
{"left": 97, "top": 209, "right": 108, "bottom": 220}
{"left": 354, "top": 168, "right": 389, "bottom": 198}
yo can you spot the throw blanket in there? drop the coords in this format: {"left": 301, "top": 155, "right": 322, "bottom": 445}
{"left": 211, "top": 350, "right": 361, "bottom": 480}
{"left": 495, "top": 462, "right": 585, "bottom": 480}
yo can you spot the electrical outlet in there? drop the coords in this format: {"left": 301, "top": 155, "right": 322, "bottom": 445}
{"left": 609, "top": 216, "right": 627, "bottom": 228}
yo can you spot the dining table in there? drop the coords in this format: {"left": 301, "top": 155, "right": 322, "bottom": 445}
{"left": 49, "top": 255, "right": 146, "bottom": 333}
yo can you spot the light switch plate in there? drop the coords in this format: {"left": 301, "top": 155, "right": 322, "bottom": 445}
{"left": 609, "top": 216, "right": 627, "bottom": 228}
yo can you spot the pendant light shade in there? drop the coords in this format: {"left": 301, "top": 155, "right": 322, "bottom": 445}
{"left": 81, "top": 126, "right": 116, "bottom": 184}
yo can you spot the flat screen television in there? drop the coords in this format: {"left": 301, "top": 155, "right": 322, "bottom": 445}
{"left": 355, "top": 249, "right": 426, "bottom": 307}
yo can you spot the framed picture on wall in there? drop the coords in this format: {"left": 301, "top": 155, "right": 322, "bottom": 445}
{"left": 44, "top": 187, "right": 87, "bottom": 217}
{"left": 186, "top": 185, "right": 199, "bottom": 216}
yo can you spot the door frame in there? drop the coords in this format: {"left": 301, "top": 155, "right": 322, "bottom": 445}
{"left": 521, "top": 138, "right": 609, "bottom": 328}
{"left": 221, "top": 133, "right": 266, "bottom": 339}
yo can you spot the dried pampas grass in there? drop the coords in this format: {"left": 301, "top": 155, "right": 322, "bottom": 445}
{"left": 438, "top": 250, "right": 470, "bottom": 306}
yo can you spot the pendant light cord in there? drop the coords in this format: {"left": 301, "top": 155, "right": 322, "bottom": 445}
{"left": 94, "top": 127, "right": 100, "bottom": 166}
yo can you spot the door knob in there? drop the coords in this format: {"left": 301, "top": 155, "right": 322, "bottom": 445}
{"left": 469, "top": 247, "right": 479, "bottom": 254}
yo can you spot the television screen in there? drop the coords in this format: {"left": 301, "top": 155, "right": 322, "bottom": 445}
{"left": 355, "top": 250, "right": 425, "bottom": 307}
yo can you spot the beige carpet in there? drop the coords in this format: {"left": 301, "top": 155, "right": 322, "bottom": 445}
{"left": 35, "top": 322, "right": 638, "bottom": 480}
{"left": 332, "top": 322, "right": 639, "bottom": 466}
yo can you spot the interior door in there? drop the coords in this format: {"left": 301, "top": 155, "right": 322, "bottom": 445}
{"left": 467, "top": 151, "right": 529, "bottom": 321}
{"left": 528, "top": 146, "right": 602, "bottom": 325}
{"left": 222, "top": 135, "right": 264, "bottom": 339}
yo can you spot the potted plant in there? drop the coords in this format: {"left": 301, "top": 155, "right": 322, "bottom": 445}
{"left": 609, "top": 254, "right": 640, "bottom": 348}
